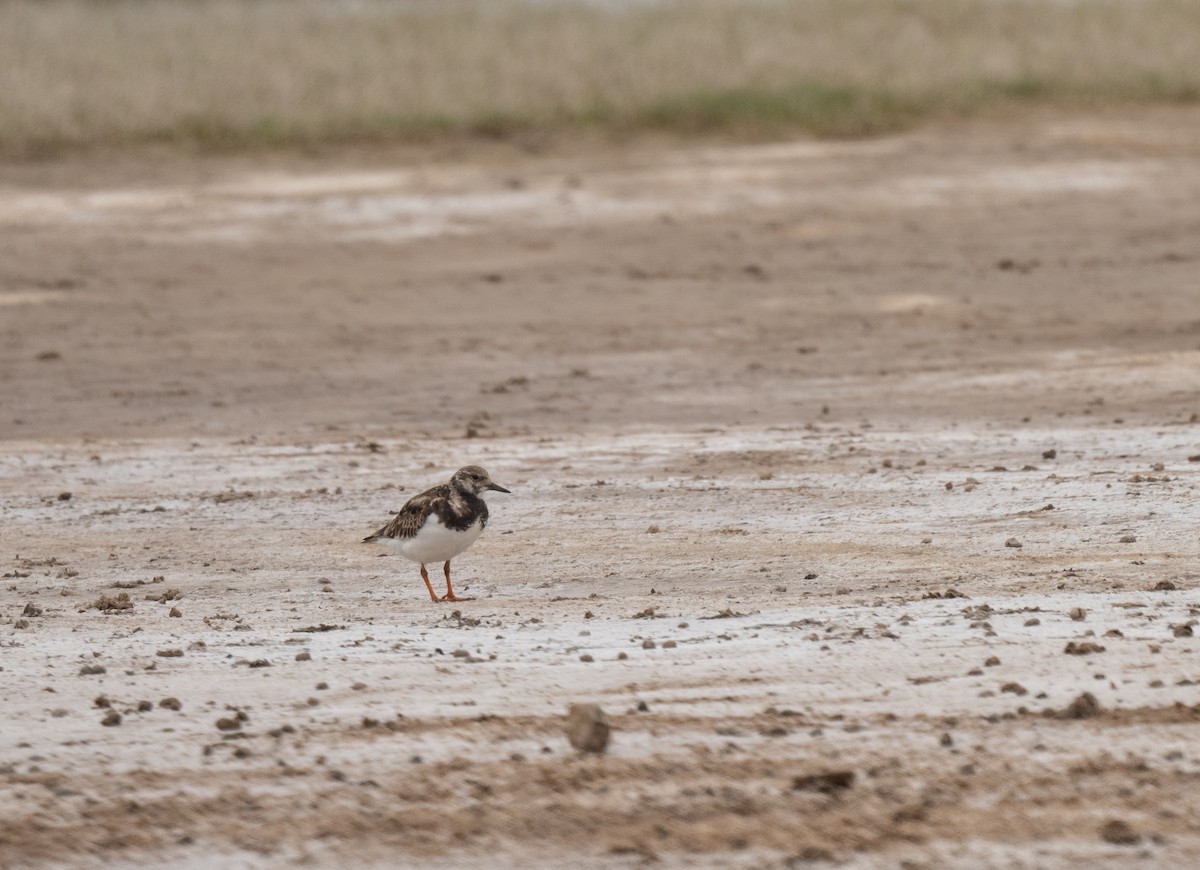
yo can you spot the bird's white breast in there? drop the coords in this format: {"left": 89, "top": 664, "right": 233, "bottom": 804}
{"left": 381, "top": 512, "right": 484, "bottom": 565}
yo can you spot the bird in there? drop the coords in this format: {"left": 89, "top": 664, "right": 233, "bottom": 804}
{"left": 363, "top": 465, "right": 510, "bottom": 603}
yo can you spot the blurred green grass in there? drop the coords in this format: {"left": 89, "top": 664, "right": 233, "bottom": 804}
{"left": 2, "top": 0, "right": 1199, "bottom": 155}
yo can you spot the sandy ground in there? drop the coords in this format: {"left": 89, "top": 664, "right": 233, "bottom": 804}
{"left": 3, "top": 109, "right": 1200, "bottom": 868}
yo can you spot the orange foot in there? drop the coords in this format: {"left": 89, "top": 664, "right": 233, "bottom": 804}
{"left": 439, "top": 561, "right": 473, "bottom": 602}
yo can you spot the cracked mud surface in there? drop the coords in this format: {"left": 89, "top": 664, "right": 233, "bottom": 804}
{"left": 3, "top": 110, "right": 1200, "bottom": 867}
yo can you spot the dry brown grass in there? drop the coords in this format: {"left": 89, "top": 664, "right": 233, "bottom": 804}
{"left": 2, "top": 0, "right": 1199, "bottom": 154}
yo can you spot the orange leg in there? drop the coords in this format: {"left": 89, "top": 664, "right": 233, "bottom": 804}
{"left": 418, "top": 564, "right": 440, "bottom": 603}
{"left": 439, "top": 560, "right": 475, "bottom": 602}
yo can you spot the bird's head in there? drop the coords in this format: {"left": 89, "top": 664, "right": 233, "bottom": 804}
{"left": 451, "top": 465, "right": 511, "bottom": 496}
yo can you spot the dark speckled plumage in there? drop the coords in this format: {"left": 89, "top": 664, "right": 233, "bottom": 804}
{"left": 364, "top": 481, "right": 488, "bottom": 541}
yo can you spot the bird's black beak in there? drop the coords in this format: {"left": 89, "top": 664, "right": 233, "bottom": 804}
{"left": 487, "top": 482, "right": 511, "bottom": 494}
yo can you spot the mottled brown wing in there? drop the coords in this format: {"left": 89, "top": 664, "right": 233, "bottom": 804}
{"left": 363, "top": 484, "right": 449, "bottom": 542}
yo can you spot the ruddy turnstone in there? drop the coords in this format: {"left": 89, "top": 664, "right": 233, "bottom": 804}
{"left": 363, "top": 465, "right": 510, "bottom": 603}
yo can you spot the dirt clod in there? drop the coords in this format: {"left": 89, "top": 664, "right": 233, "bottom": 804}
{"left": 87, "top": 592, "right": 132, "bottom": 613}
{"left": 924, "top": 588, "right": 967, "bottom": 599}
{"left": 791, "top": 770, "right": 855, "bottom": 794}
{"left": 786, "top": 847, "right": 836, "bottom": 865}
{"left": 1054, "top": 692, "right": 1104, "bottom": 720}
{"left": 566, "top": 703, "right": 610, "bottom": 753}
{"left": 1100, "top": 819, "right": 1141, "bottom": 845}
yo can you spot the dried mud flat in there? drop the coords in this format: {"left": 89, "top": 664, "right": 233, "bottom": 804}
{"left": 3, "top": 110, "right": 1200, "bottom": 868}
